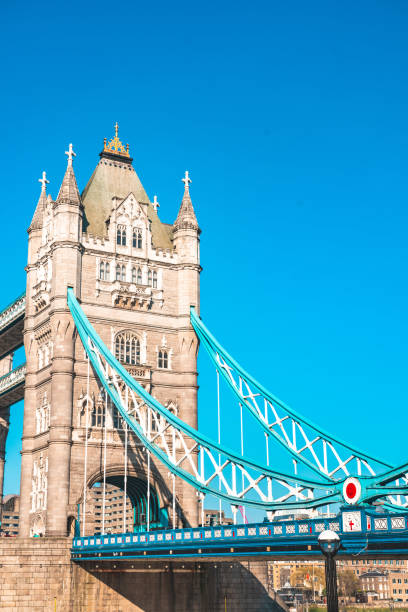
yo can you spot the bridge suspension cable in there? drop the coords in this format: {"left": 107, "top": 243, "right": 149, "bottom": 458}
{"left": 68, "top": 289, "right": 408, "bottom": 512}
{"left": 190, "top": 307, "right": 408, "bottom": 509}
{"left": 68, "top": 289, "right": 339, "bottom": 512}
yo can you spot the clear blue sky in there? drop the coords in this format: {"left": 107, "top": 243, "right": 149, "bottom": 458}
{"left": 2, "top": 1, "right": 408, "bottom": 513}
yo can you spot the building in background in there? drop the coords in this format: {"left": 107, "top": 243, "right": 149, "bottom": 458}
{"left": 1, "top": 494, "right": 20, "bottom": 536}
{"left": 89, "top": 484, "right": 133, "bottom": 534}
{"left": 203, "top": 508, "right": 233, "bottom": 526}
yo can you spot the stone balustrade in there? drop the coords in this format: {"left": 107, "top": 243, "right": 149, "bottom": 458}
{"left": 0, "top": 294, "right": 26, "bottom": 333}
{"left": 0, "top": 363, "right": 26, "bottom": 396}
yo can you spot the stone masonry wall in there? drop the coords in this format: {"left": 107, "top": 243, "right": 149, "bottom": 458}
{"left": 0, "top": 538, "right": 74, "bottom": 611}
{"left": 0, "top": 538, "right": 287, "bottom": 612}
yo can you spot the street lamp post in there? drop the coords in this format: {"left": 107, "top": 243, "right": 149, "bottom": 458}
{"left": 318, "top": 530, "right": 341, "bottom": 612}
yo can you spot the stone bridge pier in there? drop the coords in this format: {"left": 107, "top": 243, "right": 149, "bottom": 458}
{"left": 0, "top": 538, "right": 287, "bottom": 612}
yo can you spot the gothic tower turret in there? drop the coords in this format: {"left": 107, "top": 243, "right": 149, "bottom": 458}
{"left": 20, "top": 126, "right": 201, "bottom": 537}
{"left": 46, "top": 145, "right": 83, "bottom": 536}
{"left": 20, "top": 147, "right": 83, "bottom": 537}
{"left": 20, "top": 172, "right": 53, "bottom": 536}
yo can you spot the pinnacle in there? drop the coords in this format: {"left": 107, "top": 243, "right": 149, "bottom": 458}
{"left": 174, "top": 174, "right": 199, "bottom": 231}
{"left": 28, "top": 189, "right": 48, "bottom": 231}
{"left": 56, "top": 164, "right": 81, "bottom": 206}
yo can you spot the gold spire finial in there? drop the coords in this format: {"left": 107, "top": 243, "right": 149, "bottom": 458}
{"left": 103, "top": 122, "right": 130, "bottom": 158}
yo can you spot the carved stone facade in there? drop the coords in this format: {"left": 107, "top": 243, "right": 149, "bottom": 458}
{"left": 19, "top": 128, "right": 201, "bottom": 537}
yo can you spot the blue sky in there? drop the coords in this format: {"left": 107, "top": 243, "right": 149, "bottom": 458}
{"left": 1, "top": 1, "right": 408, "bottom": 517}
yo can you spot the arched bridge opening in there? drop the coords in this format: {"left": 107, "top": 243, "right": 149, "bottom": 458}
{"left": 83, "top": 475, "right": 168, "bottom": 535}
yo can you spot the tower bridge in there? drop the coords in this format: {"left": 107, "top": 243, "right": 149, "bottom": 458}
{"left": 0, "top": 125, "right": 407, "bottom": 610}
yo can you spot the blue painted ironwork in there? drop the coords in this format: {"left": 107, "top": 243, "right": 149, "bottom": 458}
{"left": 67, "top": 289, "right": 339, "bottom": 511}
{"left": 190, "top": 308, "right": 408, "bottom": 509}
{"left": 72, "top": 507, "right": 408, "bottom": 561}
{"left": 67, "top": 289, "right": 408, "bottom": 511}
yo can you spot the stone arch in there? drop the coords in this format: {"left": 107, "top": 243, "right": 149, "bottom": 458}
{"left": 67, "top": 514, "right": 78, "bottom": 537}
{"left": 81, "top": 465, "right": 169, "bottom": 533}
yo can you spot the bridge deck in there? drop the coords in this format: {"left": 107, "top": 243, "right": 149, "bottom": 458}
{"left": 0, "top": 363, "right": 26, "bottom": 408}
{"left": 72, "top": 508, "right": 408, "bottom": 562}
{"left": 0, "top": 293, "right": 25, "bottom": 360}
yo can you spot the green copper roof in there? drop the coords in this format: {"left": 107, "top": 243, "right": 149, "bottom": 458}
{"left": 81, "top": 155, "right": 173, "bottom": 249}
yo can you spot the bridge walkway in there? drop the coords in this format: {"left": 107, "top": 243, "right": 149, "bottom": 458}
{"left": 72, "top": 507, "right": 408, "bottom": 563}
{"left": 0, "top": 293, "right": 25, "bottom": 360}
{"left": 0, "top": 363, "right": 26, "bottom": 408}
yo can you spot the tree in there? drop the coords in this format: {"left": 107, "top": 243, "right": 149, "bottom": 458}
{"left": 290, "top": 566, "right": 326, "bottom": 596}
{"left": 337, "top": 569, "right": 361, "bottom": 598}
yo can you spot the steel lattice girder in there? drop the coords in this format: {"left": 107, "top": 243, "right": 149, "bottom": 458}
{"left": 67, "top": 289, "right": 408, "bottom": 510}
{"left": 190, "top": 307, "right": 408, "bottom": 508}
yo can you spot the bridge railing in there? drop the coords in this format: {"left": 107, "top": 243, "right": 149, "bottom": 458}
{"left": 0, "top": 293, "right": 26, "bottom": 333}
{"left": 72, "top": 510, "right": 408, "bottom": 555}
{"left": 0, "top": 363, "right": 26, "bottom": 396}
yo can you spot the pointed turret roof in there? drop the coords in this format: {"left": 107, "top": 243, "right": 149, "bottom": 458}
{"left": 29, "top": 171, "right": 49, "bottom": 231}
{"left": 56, "top": 143, "right": 81, "bottom": 205}
{"left": 174, "top": 171, "right": 199, "bottom": 231}
{"left": 81, "top": 124, "right": 172, "bottom": 248}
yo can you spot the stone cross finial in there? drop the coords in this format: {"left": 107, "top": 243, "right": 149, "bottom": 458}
{"left": 38, "top": 171, "right": 49, "bottom": 193}
{"left": 182, "top": 170, "right": 191, "bottom": 190}
{"left": 65, "top": 143, "right": 76, "bottom": 167}
{"left": 152, "top": 195, "right": 160, "bottom": 212}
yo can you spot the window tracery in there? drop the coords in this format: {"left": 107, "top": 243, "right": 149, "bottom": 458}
{"left": 36, "top": 392, "right": 50, "bottom": 434}
{"left": 31, "top": 453, "right": 48, "bottom": 513}
{"left": 132, "top": 227, "right": 142, "bottom": 249}
{"left": 38, "top": 341, "right": 53, "bottom": 369}
{"left": 117, "top": 224, "right": 127, "bottom": 246}
{"left": 92, "top": 394, "right": 105, "bottom": 428}
{"left": 116, "top": 264, "right": 126, "bottom": 282}
{"left": 158, "top": 350, "right": 168, "bottom": 369}
{"left": 99, "top": 261, "right": 110, "bottom": 281}
{"left": 147, "top": 269, "right": 158, "bottom": 288}
{"left": 114, "top": 331, "right": 141, "bottom": 365}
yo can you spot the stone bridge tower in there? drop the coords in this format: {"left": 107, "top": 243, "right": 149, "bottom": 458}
{"left": 19, "top": 127, "right": 200, "bottom": 537}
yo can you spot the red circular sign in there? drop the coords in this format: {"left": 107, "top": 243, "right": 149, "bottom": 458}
{"left": 345, "top": 482, "right": 357, "bottom": 499}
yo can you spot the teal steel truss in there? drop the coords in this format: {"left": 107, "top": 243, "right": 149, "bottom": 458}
{"left": 67, "top": 289, "right": 408, "bottom": 512}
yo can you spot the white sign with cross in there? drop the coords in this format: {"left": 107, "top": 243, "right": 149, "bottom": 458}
{"left": 342, "top": 510, "right": 362, "bottom": 532}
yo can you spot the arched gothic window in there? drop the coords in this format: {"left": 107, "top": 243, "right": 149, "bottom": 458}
{"left": 158, "top": 350, "right": 168, "bottom": 369}
{"left": 167, "top": 401, "right": 178, "bottom": 416}
{"left": 131, "top": 267, "right": 137, "bottom": 283}
{"left": 150, "top": 410, "right": 160, "bottom": 433}
{"left": 152, "top": 270, "right": 158, "bottom": 288}
{"left": 117, "top": 224, "right": 127, "bottom": 246}
{"left": 132, "top": 228, "right": 142, "bottom": 249}
{"left": 99, "top": 261, "right": 110, "bottom": 281}
{"left": 147, "top": 269, "right": 152, "bottom": 286}
{"left": 92, "top": 397, "right": 105, "bottom": 428}
{"left": 116, "top": 264, "right": 126, "bottom": 282}
{"left": 137, "top": 267, "right": 143, "bottom": 284}
{"left": 113, "top": 406, "right": 123, "bottom": 430}
{"left": 115, "top": 331, "right": 141, "bottom": 365}
{"left": 36, "top": 393, "right": 50, "bottom": 434}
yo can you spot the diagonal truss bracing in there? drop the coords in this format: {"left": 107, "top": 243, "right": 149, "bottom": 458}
{"left": 190, "top": 308, "right": 408, "bottom": 509}
{"left": 68, "top": 289, "right": 339, "bottom": 511}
